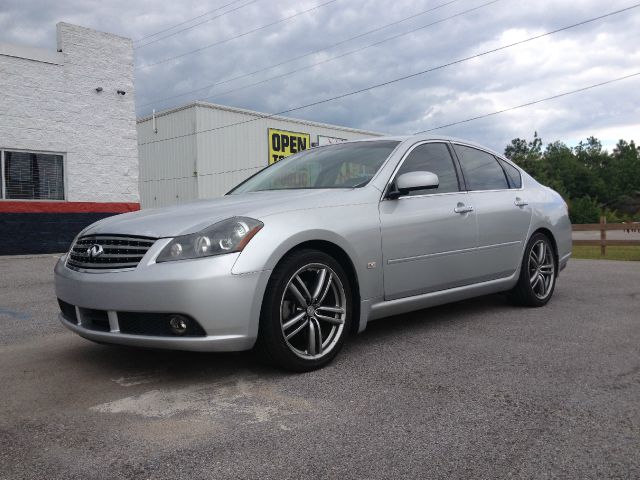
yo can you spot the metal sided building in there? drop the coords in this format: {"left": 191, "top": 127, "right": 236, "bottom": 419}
{"left": 137, "top": 101, "right": 382, "bottom": 208}
{"left": 0, "top": 23, "right": 139, "bottom": 255}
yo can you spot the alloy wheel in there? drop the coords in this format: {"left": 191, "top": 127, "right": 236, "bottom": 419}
{"left": 280, "top": 263, "right": 347, "bottom": 360}
{"left": 528, "top": 239, "right": 555, "bottom": 300}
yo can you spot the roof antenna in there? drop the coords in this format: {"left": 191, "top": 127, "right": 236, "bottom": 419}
{"left": 152, "top": 109, "right": 158, "bottom": 134}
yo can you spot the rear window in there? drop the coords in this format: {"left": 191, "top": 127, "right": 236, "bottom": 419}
{"left": 498, "top": 158, "right": 522, "bottom": 189}
{"left": 453, "top": 144, "right": 509, "bottom": 191}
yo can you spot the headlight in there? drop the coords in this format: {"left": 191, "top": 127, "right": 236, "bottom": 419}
{"left": 156, "top": 217, "right": 263, "bottom": 263}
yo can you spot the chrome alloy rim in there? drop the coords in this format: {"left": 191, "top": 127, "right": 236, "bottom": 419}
{"left": 528, "top": 240, "right": 555, "bottom": 299}
{"left": 280, "top": 263, "right": 347, "bottom": 360}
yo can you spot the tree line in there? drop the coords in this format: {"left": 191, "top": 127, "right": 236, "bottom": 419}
{"left": 504, "top": 133, "right": 640, "bottom": 224}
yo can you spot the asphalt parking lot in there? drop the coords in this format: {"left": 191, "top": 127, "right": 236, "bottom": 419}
{"left": 0, "top": 256, "right": 638, "bottom": 479}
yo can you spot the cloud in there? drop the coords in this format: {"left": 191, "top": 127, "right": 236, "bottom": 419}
{"left": 1, "top": 0, "right": 639, "bottom": 153}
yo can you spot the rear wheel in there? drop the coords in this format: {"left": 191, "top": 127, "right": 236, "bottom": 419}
{"left": 256, "top": 249, "right": 352, "bottom": 372}
{"left": 509, "top": 232, "right": 556, "bottom": 307}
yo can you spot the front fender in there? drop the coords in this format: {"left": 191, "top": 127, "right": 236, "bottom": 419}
{"left": 231, "top": 204, "right": 384, "bottom": 302}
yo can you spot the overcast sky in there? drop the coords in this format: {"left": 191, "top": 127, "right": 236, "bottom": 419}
{"left": 1, "top": 0, "right": 639, "bottom": 152}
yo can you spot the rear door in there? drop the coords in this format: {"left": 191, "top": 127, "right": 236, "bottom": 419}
{"left": 452, "top": 143, "right": 532, "bottom": 280}
{"left": 379, "top": 141, "right": 479, "bottom": 300}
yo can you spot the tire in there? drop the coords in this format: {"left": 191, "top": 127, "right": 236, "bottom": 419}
{"left": 256, "top": 249, "right": 353, "bottom": 372}
{"left": 509, "top": 232, "right": 557, "bottom": 307}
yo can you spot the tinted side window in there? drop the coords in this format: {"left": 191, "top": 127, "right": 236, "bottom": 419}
{"left": 454, "top": 145, "right": 508, "bottom": 191}
{"left": 498, "top": 158, "right": 522, "bottom": 189}
{"left": 396, "top": 143, "right": 459, "bottom": 195}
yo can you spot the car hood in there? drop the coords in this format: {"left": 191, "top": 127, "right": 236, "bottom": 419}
{"left": 83, "top": 189, "right": 375, "bottom": 238}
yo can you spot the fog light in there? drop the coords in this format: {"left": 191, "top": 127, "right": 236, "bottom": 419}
{"left": 169, "top": 315, "right": 188, "bottom": 335}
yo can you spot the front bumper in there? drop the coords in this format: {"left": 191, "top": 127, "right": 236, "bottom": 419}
{"left": 54, "top": 249, "right": 271, "bottom": 352}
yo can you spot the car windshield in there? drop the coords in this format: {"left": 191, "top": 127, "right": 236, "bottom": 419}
{"left": 229, "top": 140, "right": 400, "bottom": 194}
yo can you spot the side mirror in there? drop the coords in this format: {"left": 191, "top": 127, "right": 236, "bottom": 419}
{"left": 387, "top": 171, "right": 439, "bottom": 199}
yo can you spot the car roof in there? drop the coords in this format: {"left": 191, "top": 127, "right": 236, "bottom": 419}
{"left": 343, "top": 134, "right": 506, "bottom": 160}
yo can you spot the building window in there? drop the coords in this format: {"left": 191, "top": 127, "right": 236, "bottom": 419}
{"left": 1, "top": 150, "right": 64, "bottom": 200}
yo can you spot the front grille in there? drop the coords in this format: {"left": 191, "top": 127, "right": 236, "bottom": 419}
{"left": 79, "top": 308, "right": 111, "bottom": 332}
{"left": 58, "top": 301, "right": 207, "bottom": 338}
{"left": 119, "top": 312, "right": 206, "bottom": 337}
{"left": 58, "top": 299, "right": 78, "bottom": 324}
{"left": 67, "top": 235, "right": 156, "bottom": 271}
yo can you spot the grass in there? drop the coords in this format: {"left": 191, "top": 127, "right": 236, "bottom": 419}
{"left": 572, "top": 245, "right": 640, "bottom": 261}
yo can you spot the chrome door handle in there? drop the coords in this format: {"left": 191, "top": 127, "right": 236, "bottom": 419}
{"left": 454, "top": 205, "right": 474, "bottom": 214}
{"left": 514, "top": 198, "right": 528, "bottom": 207}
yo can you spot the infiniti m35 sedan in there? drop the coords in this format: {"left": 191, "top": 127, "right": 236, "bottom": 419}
{"left": 55, "top": 135, "right": 571, "bottom": 371}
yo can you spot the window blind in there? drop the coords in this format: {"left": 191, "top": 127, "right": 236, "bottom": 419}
{"left": 3, "top": 151, "right": 64, "bottom": 200}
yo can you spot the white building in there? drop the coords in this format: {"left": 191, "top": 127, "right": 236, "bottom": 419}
{"left": 0, "top": 23, "right": 139, "bottom": 254}
{"left": 137, "top": 101, "right": 382, "bottom": 208}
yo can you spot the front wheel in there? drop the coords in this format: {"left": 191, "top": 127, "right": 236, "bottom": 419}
{"left": 509, "top": 233, "right": 557, "bottom": 307}
{"left": 256, "top": 249, "right": 352, "bottom": 372}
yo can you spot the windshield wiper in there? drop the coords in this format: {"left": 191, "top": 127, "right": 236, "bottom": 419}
{"left": 352, "top": 180, "right": 371, "bottom": 188}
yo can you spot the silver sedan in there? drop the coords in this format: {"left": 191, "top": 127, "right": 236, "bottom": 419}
{"left": 55, "top": 135, "right": 572, "bottom": 371}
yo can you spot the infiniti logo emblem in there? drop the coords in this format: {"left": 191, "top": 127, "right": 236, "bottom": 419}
{"left": 87, "top": 244, "right": 104, "bottom": 258}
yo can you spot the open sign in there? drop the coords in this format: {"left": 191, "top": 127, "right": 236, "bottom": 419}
{"left": 268, "top": 128, "right": 311, "bottom": 165}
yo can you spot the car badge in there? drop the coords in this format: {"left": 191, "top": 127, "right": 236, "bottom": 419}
{"left": 87, "top": 244, "right": 104, "bottom": 258}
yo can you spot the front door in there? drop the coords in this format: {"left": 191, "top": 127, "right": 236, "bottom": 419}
{"left": 379, "top": 142, "right": 479, "bottom": 300}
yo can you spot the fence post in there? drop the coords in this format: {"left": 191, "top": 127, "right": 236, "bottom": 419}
{"left": 600, "top": 215, "right": 606, "bottom": 256}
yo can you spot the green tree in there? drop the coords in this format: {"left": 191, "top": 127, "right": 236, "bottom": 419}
{"left": 504, "top": 134, "right": 640, "bottom": 223}
{"left": 569, "top": 196, "right": 600, "bottom": 224}
{"left": 505, "top": 131, "right": 543, "bottom": 170}
{"left": 607, "top": 139, "right": 640, "bottom": 204}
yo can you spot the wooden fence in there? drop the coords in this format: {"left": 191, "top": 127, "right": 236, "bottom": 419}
{"left": 572, "top": 217, "right": 640, "bottom": 255}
